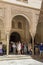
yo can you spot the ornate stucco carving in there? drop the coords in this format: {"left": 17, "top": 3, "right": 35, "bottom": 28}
{"left": 0, "top": 8, "right": 5, "bottom": 17}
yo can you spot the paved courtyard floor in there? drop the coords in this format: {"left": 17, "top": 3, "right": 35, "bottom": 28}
{"left": 0, "top": 55, "right": 43, "bottom": 65}
{"left": 0, "top": 58, "right": 43, "bottom": 65}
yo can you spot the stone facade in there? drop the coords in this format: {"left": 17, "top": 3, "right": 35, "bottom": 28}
{"left": 0, "top": 1, "right": 40, "bottom": 55}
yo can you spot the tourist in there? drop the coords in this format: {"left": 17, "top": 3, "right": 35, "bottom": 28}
{"left": 21, "top": 42, "right": 24, "bottom": 54}
{"left": 0, "top": 42, "right": 3, "bottom": 55}
{"left": 28, "top": 44, "right": 32, "bottom": 55}
{"left": 10, "top": 42, "right": 13, "bottom": 53}
{"left": 17, "top": 41, "right": 21, "bottom": 54}
{"left": 12, "top": 42, "right": 16, "bottom": 54}
{"left": 24, "top": 43, "right": 27, "bottom": 54}
{"left": 39, "top": 42, "right": 43, "bottom": 57}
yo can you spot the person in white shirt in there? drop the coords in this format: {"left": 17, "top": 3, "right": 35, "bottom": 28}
{"left": 17, "top": 41, "right": 21, "bottom": 54}
{"left": 12, "top": 42, "right": 16, "bottom": 54}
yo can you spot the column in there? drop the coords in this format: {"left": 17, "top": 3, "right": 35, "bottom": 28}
{"left": 7, "top": 34, "right": 9, "bottom": 56}
{"left": 32, "top": 37, "right": 34, "bottom": 55}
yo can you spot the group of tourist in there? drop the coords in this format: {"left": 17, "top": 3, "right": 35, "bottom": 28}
{"left": 0, "top": 41, "right": 43, "bottom": 56}
{"left": 9, "top": 41, "right": 43, "bottom": 56}
{"left": 9, "top": 41, "right": 32, "bottom": 55}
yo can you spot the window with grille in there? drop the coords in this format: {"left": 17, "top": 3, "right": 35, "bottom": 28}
{"left": 18, "top": 22, "right": 22, "bottom": 29}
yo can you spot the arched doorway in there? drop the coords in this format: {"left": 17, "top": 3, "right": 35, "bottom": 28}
{"left": 9, "top": 15, "right": 32, "bottom": 55}
{"left": 10, "top": 32, "right": 21, "bottom": 42}
{"left": 11, "top": 15, "right": 30, "bottom": 42}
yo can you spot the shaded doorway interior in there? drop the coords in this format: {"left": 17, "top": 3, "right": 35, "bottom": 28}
{"left": 10, "top": 32, "right": 21, "bottom": 42}
{"left": 9, "top": 32, "right": 21, "bottom": 54}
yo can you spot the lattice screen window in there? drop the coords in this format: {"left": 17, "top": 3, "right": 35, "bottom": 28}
{"left": 18, "top": 22, "right": 22, "bottom": 29}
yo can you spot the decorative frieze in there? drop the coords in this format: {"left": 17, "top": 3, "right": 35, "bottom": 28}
{"left": 0, "top": 8, "right": 5, "bottom": 17}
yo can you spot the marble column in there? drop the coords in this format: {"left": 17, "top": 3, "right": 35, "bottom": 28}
{"left": 7, "top": 33, "right": 9, "bottom": 56}
{"left": 32, "top": 37, "right": 34, "bottom": 55}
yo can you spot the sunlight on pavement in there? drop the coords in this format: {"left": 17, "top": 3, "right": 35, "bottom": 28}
{"left": 0, "top": 59, "right": 43, "bottom": 65}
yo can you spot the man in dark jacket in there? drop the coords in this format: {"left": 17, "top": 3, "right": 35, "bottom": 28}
{"left": 39, "top": 43, "right": 43, "bottom": 57}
